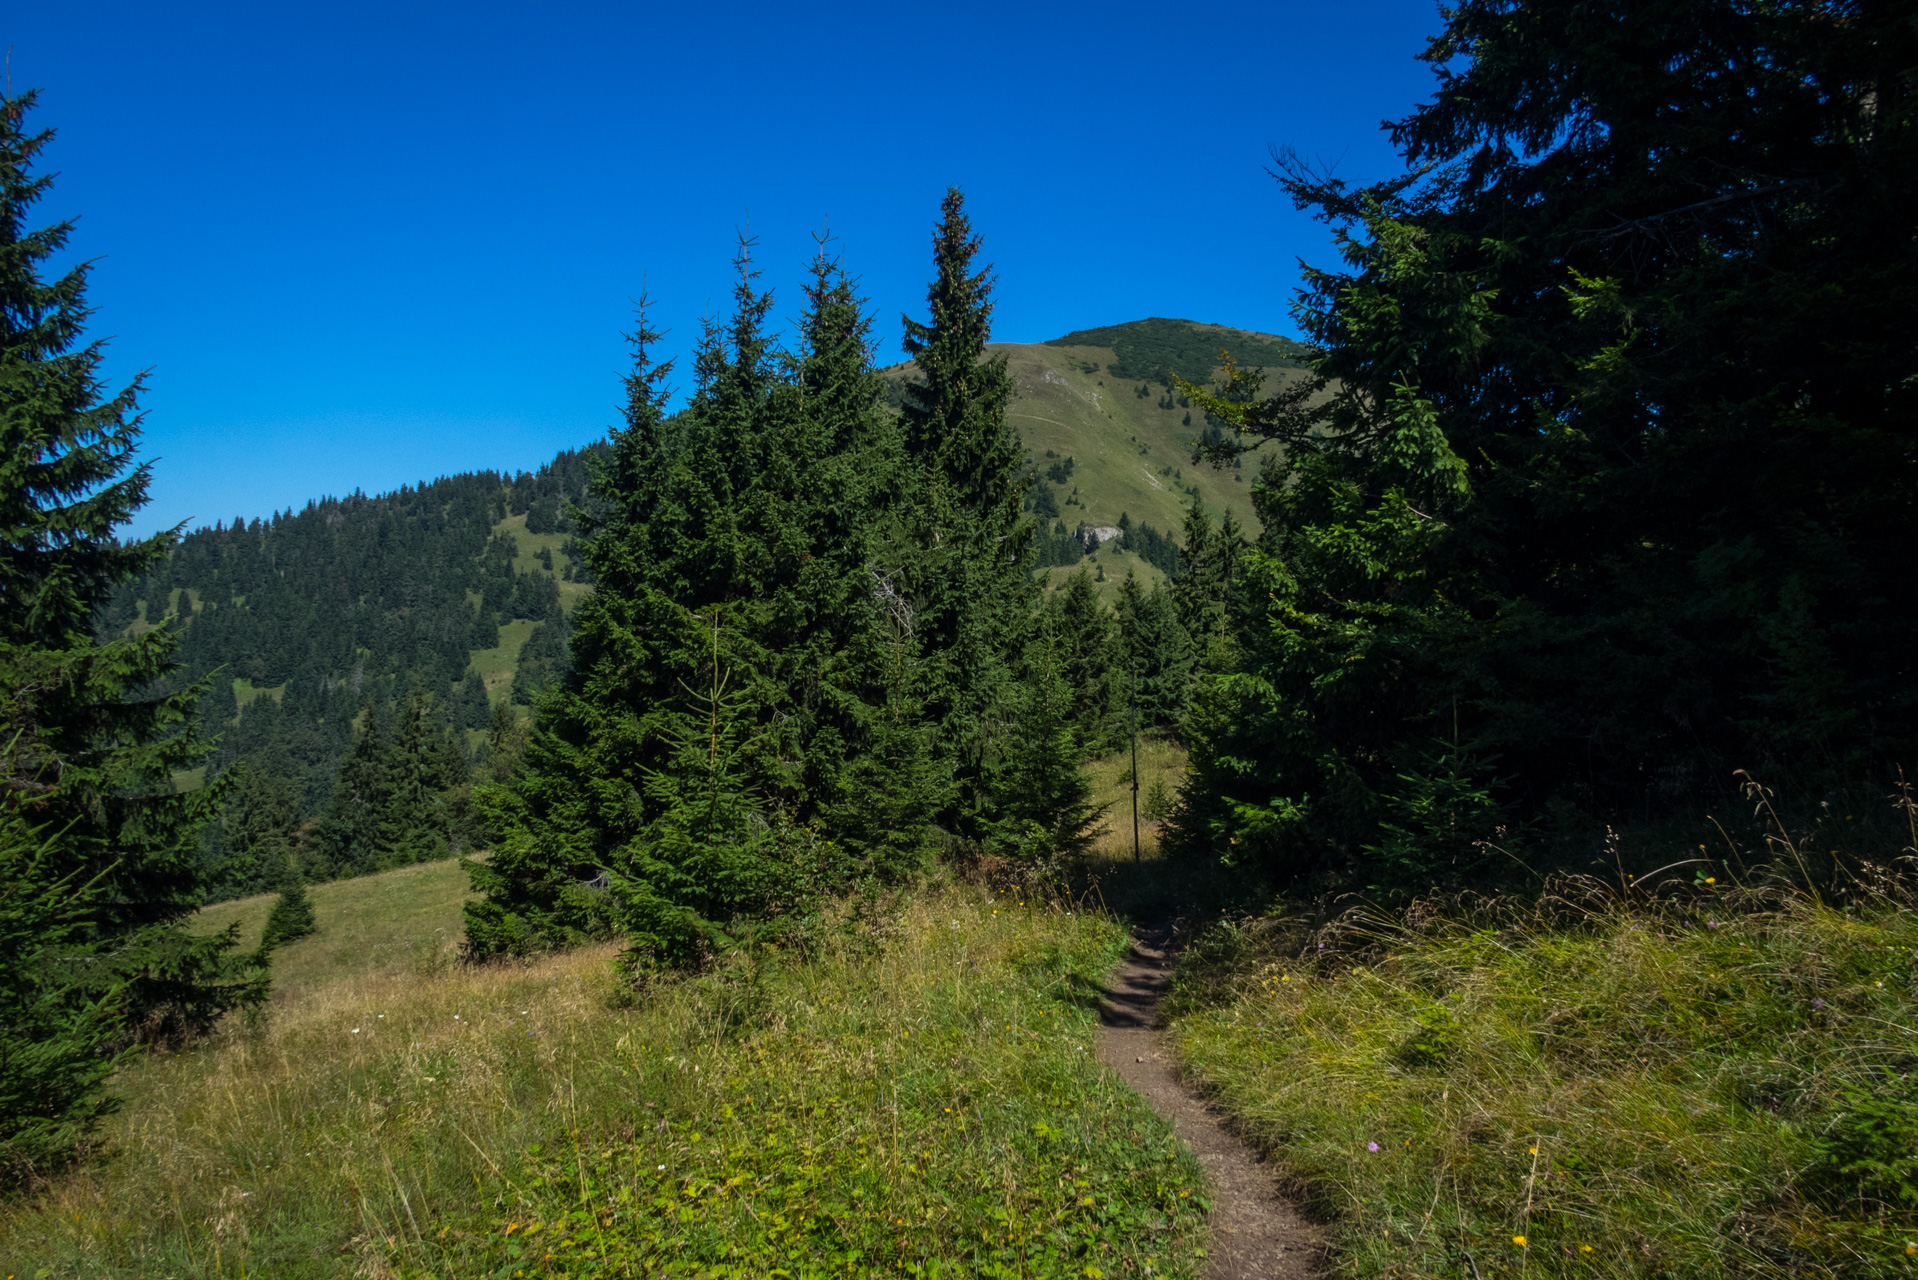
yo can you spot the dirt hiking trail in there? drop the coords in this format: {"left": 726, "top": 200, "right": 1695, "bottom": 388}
{"left": 1098, "top": 928, "right": 1328, "bottom": 1280}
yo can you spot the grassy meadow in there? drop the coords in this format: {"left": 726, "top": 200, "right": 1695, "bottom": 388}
{"left": 1, "top": 861, "right": 1208, "bottom": 1279}
{"left": 1164, "top": 880, "right": 1918, "bottom": 1278}
{"left": 193, "top": 857, "right": 473, "bottom": 997}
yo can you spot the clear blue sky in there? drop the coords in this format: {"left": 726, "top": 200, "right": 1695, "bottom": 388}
{"left": 8, "top": 0, "right": 1442, "bottom": 536}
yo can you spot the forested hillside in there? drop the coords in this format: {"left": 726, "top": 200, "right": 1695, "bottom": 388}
{"left": 113, "top": 318, "right": 1280, "bottom": 904}
{"left": 101, "top": 448, "right": 599, "bottom": 897}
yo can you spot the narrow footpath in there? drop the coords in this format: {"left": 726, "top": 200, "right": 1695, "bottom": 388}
{"left": 1098, "top": 929, "right": 1327, "bottom": 1280}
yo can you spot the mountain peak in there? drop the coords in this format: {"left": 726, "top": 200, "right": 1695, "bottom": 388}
{"left": 1042, "top": 317, "right": 1312, "bottom": 386}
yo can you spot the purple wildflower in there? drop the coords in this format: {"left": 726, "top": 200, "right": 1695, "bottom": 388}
{"left": 1811, "top": 998, "right": 1826, "bottom": 1009}
{"left": 1367, "top": 1142, "right": 1380, "bottom": 1152}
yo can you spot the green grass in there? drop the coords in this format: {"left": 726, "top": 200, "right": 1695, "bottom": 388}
{"left": 1164, "top": 881, "right": 1918, "bottom": 1278}
{"left": 193, "top": 857, "right": 472, "bottom": 998}
{"left": 469, "top": 616, "right": 542, "bottom": 701}
{"left": 231, "top": 677, "right": 284, "bottom": 709}
{"left": 1083, "top": 735, "right": 1189, "bottom": 862}
{"left": 4, "top": 868, "right": 1208, "bottom": 1279}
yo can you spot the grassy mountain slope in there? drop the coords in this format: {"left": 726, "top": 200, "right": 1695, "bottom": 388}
{"left": 885, "top": 318, "right": 1315, "bottom": 599}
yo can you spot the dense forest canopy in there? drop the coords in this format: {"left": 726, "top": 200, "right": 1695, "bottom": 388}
{"left": 95, "top": 449, "right": 600, "bottom": 897}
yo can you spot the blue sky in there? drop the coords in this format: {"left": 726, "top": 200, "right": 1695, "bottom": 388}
{"left": 8, "top": 0, "right": 1442, "bottom": 536}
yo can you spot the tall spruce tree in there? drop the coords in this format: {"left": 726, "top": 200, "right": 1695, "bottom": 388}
{"left": 255, "top": 842, "right": 316, "bottom": 954}
{"left": 0, "top": 92, "right": 264, "bottom": 1059}
{"left": 1115, "top": 572, "right": 1193, "bottom": 733}
{"left": 1171, "top": 498, "right": 1244, "bottom": 676}
{"left": 315, "top": 703, "right": 391, "bottom": 878}
{"left": 1046, "top": 569, "right": 1124, "bottom": 752}
{"left": 897, "top": 189, "right": 1033, "bottom": 833}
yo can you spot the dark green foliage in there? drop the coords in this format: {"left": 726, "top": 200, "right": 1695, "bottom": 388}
{"left": 1114, "top": 573, "right": 1191, "bottom": 733}
{"left": 1170, "top": 498, "right": 1244, "bottom": 675}
{"left": 1026, "top": 479, "right": 1060, "bottom": 519}
{"left": 1141, "top": 776, "right": 1173, "bottom": 823}
{"left": 1045, "top": 570, "right": 1123, "bottom": 752}
{"left": 468, "top": 235, "right": 923, "bottom": 961}
{"left": 470, "top": 196, "right": 1055, "bottom": 964}
{"left": 98, "top": 445, "right": 600, "bottom": 891}
{"left": 1045, "top": 317, "right": 1310, "bottom": 385}
{"left": 828, "top": 689, "right": 952, "bottom": 879}
{"left": 1173, "top": 0, "right": 1918, "bottom": 888}
{"left": 203, "top": 764, "right": 302, "bottom": 902}
{"left": 454, "top": 670, "right": 493, "bottom": 730}
{"left": 1360, "top": 736, "right": 1508, "bottom": 886}
{"left": 314, "top": 691, "right": 473, "bottom": 879}
{"left": 1810, "top": 1077, "right": 1918, "bottom": 1209}
{"left": 509, "top": 617, "right": 569, "bottom": 706}
{"left": 0, "top": 807, "right": 137, "bottom": 1186}
{"left": 1030, "top": 518, "right": 1082, "bottom": 571}
{"left": 0, "top": 91, "right": 264, "bottom": 1053}
{"left": 606, "top": 614, "right": 848, "bottom": 968}
{"left": 989, "top": 619, "right": 1105, "bottom": 870}
{"left": 1115, "top": 511, "right": 1183, "bottom": 578}
{"left": 256, "top": 858, "right": 316, "bottom": 954}
{"left": 898, "top": 189, "right": 1035, "bottom": 835}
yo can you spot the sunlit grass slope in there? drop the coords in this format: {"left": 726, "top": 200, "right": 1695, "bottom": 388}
{"left": 1166, "top": 888, "right": 1918, "bottom": 1278}
{"left": 1084, "top": 736, "right": 1189, "bottom": 862}
{"left": 882, "top": 326, "right": 1311, "bottom": 602}
{"left": 193, "top": 856, "right": 471, "bottom": 996}
{"left": 5, "top": 867, "right": 1208, "bottom": 1279}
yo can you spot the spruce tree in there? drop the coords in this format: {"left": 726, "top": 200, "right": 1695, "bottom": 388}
{"left": 990, "top": 618, "right": 1104, "bottom": 871}
{"left": 256, "top": 843, "right": 316, "bottom": 954}
{"left": 897, "top": 189, "right": 1033, "bottom": 832}
{"left": 1115, "top": 571, "right": 1192, "bottom": 732}
{"left": 316, "top": 703, "right": 390, "bottom": 877}
{"left": 1171, "top": 497, "right": 1244, "bottom": 675}
{"left": 377, "top": 687, "right": 463, "bottom": 867}
{"left": 0, "top": 91, "right": 264, "bottom": 1051}
{"left": 900, "top": 190, "right": 1021, "bottom": 530}
{"left": 468, "top": 239, "right": 915, "bottom": 961}
{"left": 0, "top": 806, "right": 132, "bottom": 1185}
{"left": 1047, "top": 569, "right": 1123, "bottom": 751}
{"left": 1174, "top": 0, "right": 1918, "bottom": 885}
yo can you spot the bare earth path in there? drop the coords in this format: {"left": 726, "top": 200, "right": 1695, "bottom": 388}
{"left": 1098, "top": 929, "right": 1327, "bottom": 1280}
